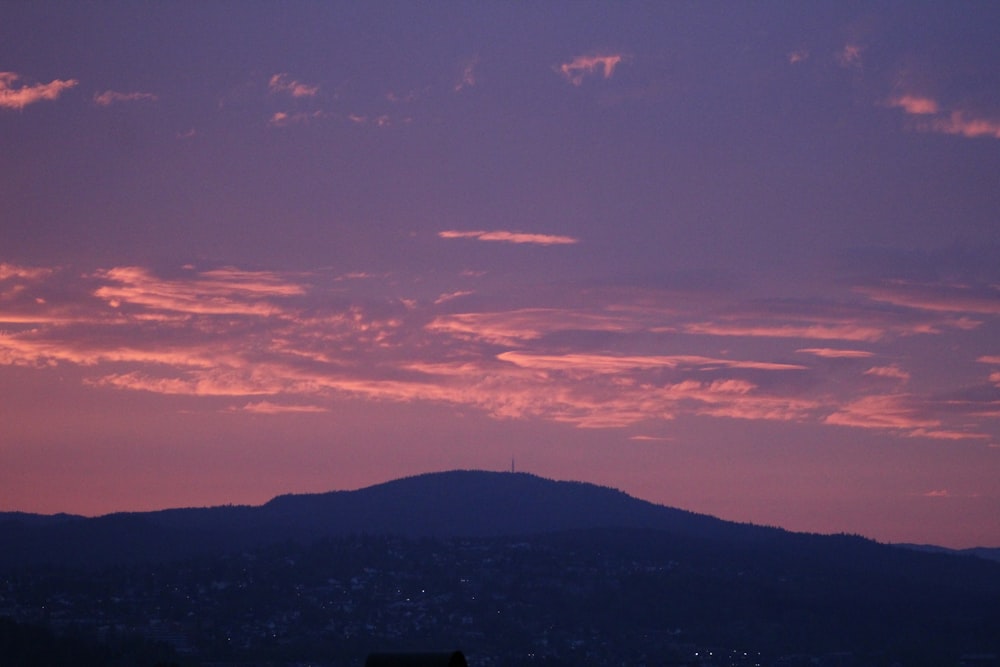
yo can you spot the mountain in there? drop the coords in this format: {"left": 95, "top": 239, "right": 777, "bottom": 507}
{"left": 0, "top": 470, "right": 994, "bottom": 572}
{"left": 3, "top": 471, "right": 1000, "bottom": 664}
{"left": 0, "top": 471, "right": 768, "bottom": 569}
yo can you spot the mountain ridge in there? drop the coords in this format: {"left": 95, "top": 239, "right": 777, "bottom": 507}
{"left": 0, "top": 470, "right": 994, "bottom": 569}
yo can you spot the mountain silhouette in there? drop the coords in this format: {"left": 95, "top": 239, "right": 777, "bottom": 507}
{"left": 2, "top": 470, "right": 772, "bottom": 569}
{"left": 0, "top": 470, "right": 989, "bottom": 572}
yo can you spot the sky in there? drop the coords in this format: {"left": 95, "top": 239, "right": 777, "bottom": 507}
{"left": 2, "top": 2, "right": 1000, "bottom": 548}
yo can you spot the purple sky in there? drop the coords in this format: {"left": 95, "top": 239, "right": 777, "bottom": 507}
{"left": 2, "top": 3, "right": 999, "bottom": 548}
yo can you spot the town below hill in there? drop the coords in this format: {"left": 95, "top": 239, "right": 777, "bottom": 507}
{"left": 1, "top": 471, "right": 999, "bottom": 666}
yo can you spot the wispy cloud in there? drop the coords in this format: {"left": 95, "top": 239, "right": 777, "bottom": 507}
{"left": 857, "top": 282, "right": 1000, "bottom": 315}
{"left": 836, "top": 43, "right": 864, "bottom": 69}
{"left": 787, "top": 50, "right": 810, "bottom": 65}
{"left": 232, "top": 401, "right": 327, "bottom": 414}
{"left": 268, "top": 73, "right": 319, "bottom": 98}
{"left": 455, "top": 56, "right": 479, "bottom": 92}
{"left": 438, "top": 230, "right": 579, "bottom": 245}
{"left": 0, "top": 72, "right": 78, "bottom": 110}
{"left": 886, "top": 94, "right": 939, "bottom": 115}
{"left": 927, "top": 111, "right": 1000, "bottom": 140}
{"left": 269, "top": 110, "right": 325, "bottom": 127}
{"left": 797, "top": 348, "right": 875, "bottom": 359}
{"left": 93, "top": 90, "right": 158, "bottom": 106}
{"left": 886, "top": 92, "right": 1000, "bottom": 141}
{"left": 864, "top": 365, "right": 911, "bottom": 382}
{"left": 1, "top": 263, "right": 997, "bottom": 440}
{"left": 556, "top": 53, "right": 628, "bottom": 86}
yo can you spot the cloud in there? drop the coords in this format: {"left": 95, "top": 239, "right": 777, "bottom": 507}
{"left": 455, "top": 56, "right": 479, "bottom": 92}
{"left": 885, "top": 92, "right": 1000, "bottom": 141}
{"left": 856, "top": 282, "right": 1000, "bottom": 315}
{"left": 438, "top": 230, "right": 579, "bottom": 245}
{"left": 268, "top": 73, "right": 319, "bottom": 98}
{"left": 927, "top": 111, "right": 1000, "bottom": 140}
{"left": 93, "top": 90, "right": 158, "bottom": 106}
{"left": 787, "top": 50, "right": 809, "bottom": 65}
{"left": 682, "top": 320, "right": 886, "bottom": 342}
{"left": 796, "top": 348, "right": 875, "bottom": 359}
{"left": 923, "top": 489, "right": 950, "bottom": 498}
{"left": 886, "top": 94, "right": 939, "bottom": 115}
{"left": 232, "top": 401, "right": 327, "bottom": 414}
{"left": 556, "top": 53, "right": 628, "bottom": 86}
{"left": 0, "top": 72, "right": 78, "bottom": 110}
{"left": 497, "top": 351, "right": 807, "bottom": 374}
{"left": 0, "top": 263, "right": 54, "bottom": 282}
{"left": 864, "top": 365, "right": 911, "bottom": 382}
{"left": 2, "top": 263, "right": 997, "bottom": 440}
{"left": 269, "top": 110, "right": 325, "bottom": 127}
{"left": 825, "top": 394, "right": 941, "bottom": 431}
{"left": 836, "top": 43, "right": 864, "bottom": 69}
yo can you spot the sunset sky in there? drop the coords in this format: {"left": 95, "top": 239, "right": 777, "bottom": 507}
{"left": 2, "top": 2, "right": 999, "bottom": 548}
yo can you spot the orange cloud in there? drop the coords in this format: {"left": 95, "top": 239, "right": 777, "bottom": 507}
{"left": 0, "top": 72, "right": 78, "bottom": 110}
{"left": 557, "top": 53, "right": 628, "bottom": 86}
{"left": 439, "top": 230, "right": 579, "bottom": 245}
{"left": 93, "top": 90, "right": 158, "bottom": 106}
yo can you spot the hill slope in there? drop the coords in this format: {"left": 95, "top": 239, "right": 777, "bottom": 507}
{"left": 1, "top": 471, "right": 765, "bottom": 569}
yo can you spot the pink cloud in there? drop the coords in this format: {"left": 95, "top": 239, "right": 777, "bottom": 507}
{"left": 2, "top": 263, "right": 997, "bottom": 441}
{"left": 497, "top": 351, "right": 806, "bottom": 374}
{"left": 454, "top": 56, "right": 479, "bottom": 92}
{"left": 787, "top": 50, "right": 809, "bottom": 65}
{"left": 426, "top": 308, "right": 638, "bottom": 345}
{"left": 683, "top": 321, "right": 886, "bottom": 342}
{"left": 927, "top": 111, "right": 1000, "bottom": 140}
{"left": 923, "top": 489, "right": 950, "bottom": 498}
{"left": 92, "top": 266, "right": 305, "bottom": 316}
{"left": 268, "top": 73, "right": 319, "bottom": 98}
{"left": 836, "top": 43, "right": 864, "bottom": 69}
{"left": 556, "top": 53, "right": 628, "bottom": 86}
{"left": 0, "top": 263, "right": 54, "bottom": 281}
{"left": 438, "top": 230, "right": 579, "bottom": 245}
{"left": 93, "top": 90, "right": 158, "bottom": 106}
{"left": 825, "top": 394, "right": 941, "bottom": 431}
{"left": 886, "top": 94, "right": 939, "bottom": 115}
{"left": 233, "top": 401, "right": 327, "bottom": 414}
{"left": 796, "top": 347, "right": 875, "bottom": 359}
{"left": 269, "top": 110, "right": 325, "bottom": 127}
{"left": 884, "top": 91, "right": 1000, "bottom": 141}
{"left": 857, "top": 282, "right": 1000, "bottom": 315}
{"left": 0, "top": 72, "right": 78, "bottom": 110}
{"left": 864, "top": 365, "right": 911, "bottom": 382}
